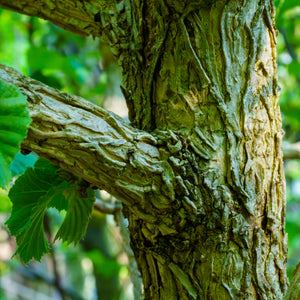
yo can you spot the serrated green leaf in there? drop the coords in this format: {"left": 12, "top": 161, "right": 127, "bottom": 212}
{"left": 48, "top": 181, "right": 69, "bottom": 211}
{"left": 6, "top": 156, "right": 95, "bottom": 262}
{"left": 0, "top": 80, "right": 32, "bottom": 189}
{"left": 55, "top": 187, "right": 95, "bottom": 245}
{"left": 6, "top": 159, "right": 61, "bottom": 232}
{"left": 14, "top": 202, "right": 50, "bottom": 262}
{"left": 5, "top": 158, "right": 64, "bottom": 263}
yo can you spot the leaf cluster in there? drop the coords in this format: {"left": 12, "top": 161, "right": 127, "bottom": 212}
{"left": 5, "top": 158, "right": 95, "bottom": 263}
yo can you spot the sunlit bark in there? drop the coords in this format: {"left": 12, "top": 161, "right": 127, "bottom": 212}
{"left": 0, "top": 0, "right": 290, "bottom": 298}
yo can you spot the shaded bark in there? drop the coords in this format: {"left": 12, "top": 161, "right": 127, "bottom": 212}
{"left": 0, "top": 0, "right": 290, "bottom": 299}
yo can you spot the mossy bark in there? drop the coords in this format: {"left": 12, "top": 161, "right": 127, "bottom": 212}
{"left": 0, "top": 0, "right": 289, "bottom": 299}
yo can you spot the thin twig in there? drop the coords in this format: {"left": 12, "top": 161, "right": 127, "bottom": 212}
{"left": 283, "top": 142, "right": 300, "bottom": 160}
{"left": 6, "top": 262, "right": 83, "bottom": 300}
{"left": 93, "top": 198, "right": 122, "bottom": 214}
{"left": 279, "top": 27, "right": 298, "bottom": 62}
{"left": 44, "top": 214, "right": 66, "bottom": 300}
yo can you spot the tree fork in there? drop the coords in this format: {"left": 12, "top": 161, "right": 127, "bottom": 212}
{"left": 0, "top": 0, "right": 290, "bottom": 299}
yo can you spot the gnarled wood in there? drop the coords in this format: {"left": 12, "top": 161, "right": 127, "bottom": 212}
{"left": 120, "top": 0, "right": 289, "bottom": 299}
{"left": 0, "top": 0, "right": 290, "bottom": 299}
{"left": 0, "top": 64, "right": 176, "bottom": 223}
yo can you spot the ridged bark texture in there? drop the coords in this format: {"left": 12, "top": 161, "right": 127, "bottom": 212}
{"left": 0, "top": 0, "right": 289, "bottom": 299}
{"left": 119, "top": 1, "right": 289, "bottom": 299}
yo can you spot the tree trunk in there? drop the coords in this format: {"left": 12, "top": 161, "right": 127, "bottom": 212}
{"left": 120, "top": 1, "right": 288, "bottom": 299}
{"left": 0, "top": 0, "right": 289, "bottom": 299}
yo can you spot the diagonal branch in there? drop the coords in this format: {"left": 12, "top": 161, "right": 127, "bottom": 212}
{"left": 0, "top": 0, "right": 133, "bottom": 51}
{"left": 0, "top": 0, "right": 107, "bottom": 38}
{"left": 94, "top": 198, "right": 122, "bottom": 215}
{"left": 0, "top": 1, "right": 142, "bottom": 73}
{"left": 0, "top": 64, "right": 172, "bottom": 216}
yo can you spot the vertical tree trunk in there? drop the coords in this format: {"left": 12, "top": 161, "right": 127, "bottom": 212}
{"left": 0, "top": 0, "right": 289, "bottom": 298}
{"left": 120, "top": 1, "right": 288, "bottom": 299}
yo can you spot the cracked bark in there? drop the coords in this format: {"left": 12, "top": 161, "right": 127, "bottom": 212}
{"left": 0, "top": 0, "right": 290, "bottom": 299}
{"left": 0, "top": 64, "right": 167, "bottom": 222}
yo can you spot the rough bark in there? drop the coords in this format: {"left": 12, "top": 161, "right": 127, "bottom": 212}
{"left": 120, "top": 1, "right": 289, "bottom": 299}
{"left": 0, "top": 0, "right": 290, "bottom": 299}
{"left": 0, "top": 64, "right": 171, "bottom": 221}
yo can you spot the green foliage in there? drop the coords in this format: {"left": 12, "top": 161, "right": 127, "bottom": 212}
{"left": 275, "top": 2, "right": 300, "bottom": 278}
{"left": 6, "top": 158, "right": 64, "bottom": 262}
{"left": 276, "top": 0, "right": 300, "bottom": 25}
{"left": 0, "top": 9, "right": 117, "bottom": 298}
{"left": 0, "top": 9, "right": 106, "bottom": 271}
{"left": 0, "top": 188, "right": 11, "bottom": 212}
{"left": 87, "top": 249, "right": 120, "bottom": 278}
{"left": 5, "top": 158, "right": 95, "bottom": 263}
{"left": 0, "top": 80, "right": 31, "bottom": 189}
{"left": 0, "top": 9, "right": 31, "bottom": 73}
{"left": 27, "top": 46, "right": 78, "bottom": 86}
{"left": 276, "top": 3, "right": 300, "bottom": 139}
{"left": 0, "top": 8, "right": 106, "bottom": 105}
{"left": 55, "top": 187, "right": 95, "bottom": 245}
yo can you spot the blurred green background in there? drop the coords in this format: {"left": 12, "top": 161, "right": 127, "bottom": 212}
{"left": 0, "top": 1, "right": 299, "bottom": 299}
{"left": 0, "top": 8, "right": 130, "bottom": 300}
